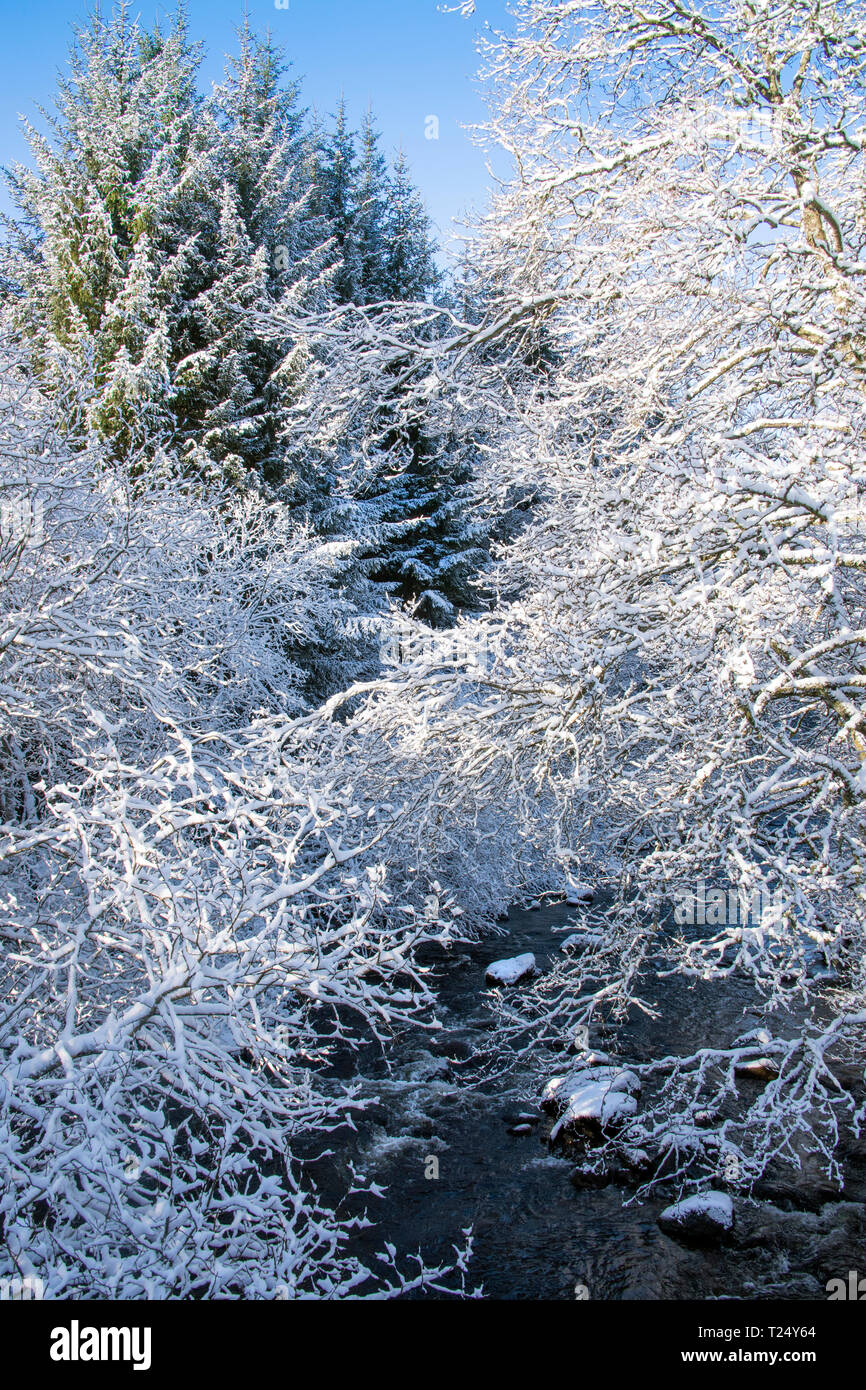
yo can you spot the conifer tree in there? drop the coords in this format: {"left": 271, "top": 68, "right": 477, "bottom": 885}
{"left": 382, "top": 150, "right": 439, "bottom": 302}
{"left": 349, "top": 155, "right": 460, "bottom": 622}
{"left": 4, "top": 8, "right": 336, "bottom": 485}
{"left": 354, "top": 107, "right": 389, "bottom": 305}
{"left": 317, "top": 98, "right": 361, "bottom": 305}
{"left": 4, "top": 3, "right": 203, "bottom": 455}
{"left": 175, "top": 22, "right": 329, "bottom": 482}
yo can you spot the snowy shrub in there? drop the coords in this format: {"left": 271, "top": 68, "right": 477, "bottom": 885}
{"left": 0, "top": 347, "right": 466, "bottom": 1297}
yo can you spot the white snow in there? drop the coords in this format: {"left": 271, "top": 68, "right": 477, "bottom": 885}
{"left": 658, "top": 1191, "right": 734, "bottom": 1232}
{"left": 565, "top": 881, "right": 594, "bottom": 905}
{"left": 561, "top": 931, "right": 604, "bottom": 951}
{"left": 549, "top": 1082, "right": 637, "bottom": 1139}
{"left": 485, "top": 952, "right": 537, "bottom": 986}
{"left": 735, "top": 1057, "right": 779, "bottom": 1079}
{"left": 544, "top": 1065, "right": 641, "bottom": 1138}
{"left": 622, "top": 1146, "right": 650, "bottom": 1168}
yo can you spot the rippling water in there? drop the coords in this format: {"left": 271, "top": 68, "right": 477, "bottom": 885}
{"left": 313, "top": 899, "right": 866, "bottom": 1300}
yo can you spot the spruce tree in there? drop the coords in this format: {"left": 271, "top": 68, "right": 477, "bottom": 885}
{"left": 175, "top": 22, "right": 329, "bottom": 483}
{"left": 317, "top": 99, "right": 361, "bottom": 305}
{"left": 5, "top": 8, "right": 333, "bottom": 485}
{"left": 381, "top": 150, "right": 439, "bottom": 302}
{"left": 355, "top": 108, "right": 389, "bottom": 305}
{"left": 4, "top": 3, "right": 203, "bottom": 456}
{"left": 348, "top": 154, "right": 466, "bottom": 623}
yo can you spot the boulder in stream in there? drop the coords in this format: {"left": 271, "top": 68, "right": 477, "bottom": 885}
{"left": 561, "top": 931, "right": 604, "bottom": 952}
{"left": 735, "top": 1057, "right": 780, "bottom": 1081}
{"left": 658, "top": 1191, "right": 734, "bottom": 1242}
{"left": 485, "top": 953, "right": 537, "bottom": 986}
{"left": 543, "top": 1065, "right": 641, "bottom": 1141}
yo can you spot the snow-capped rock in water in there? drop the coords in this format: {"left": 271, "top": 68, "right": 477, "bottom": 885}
{"left": 560, "top": 931, "right": 604, "bottom": 952}
{"left": 565, "top": 881, "right": 594, "bottom": 905}
{"left": 735, "top": 1057, "right": 780, "bottom": 1081}
{"left": 542, "top": 1065, "right": 641, "bottom": 1140}
{"left": 550, "top": 1082, "right": 637, "bottom": 1140}
{"left": 485, "top": 953, "right": 537, "bottom": 986}
{"left": 541, "top": 1064, "right": 640, "bottom": 1106}
{"left": 622, "top": 1145, "right": 652, "bottom": 1170}
{"left": 658, "top": 1191, "right": 734, "bottom": 1240}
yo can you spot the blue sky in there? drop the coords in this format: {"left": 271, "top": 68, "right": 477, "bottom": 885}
{"left": 0, "top": 0, "right": 516, "bottom": 256}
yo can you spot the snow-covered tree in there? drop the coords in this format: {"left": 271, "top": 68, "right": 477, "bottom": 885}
{"left": 309, "top": 106, "right": 437, "bottom": 308}
{"left": 354, "top": 107, "right": 390, "bottom": 306}
{"left": 4, "top": 3, "right": 202, "bottom": 456}
{"left": 303, "top": 0, "right": 866, "bottom": 1194}
{"left": 382, "top": 149, "right": 439, "bottom": 303}
{"left": 4, "top": 8, "right": 339, "bottom": 487}
{"left": 172, "top": 23, "right": 333, "bottom": 484}
{"left": 316, "top": 98, "right": 362, "bottom": 306}
{"left": 0, "top": 335, "right": 472, "bottom": 1298}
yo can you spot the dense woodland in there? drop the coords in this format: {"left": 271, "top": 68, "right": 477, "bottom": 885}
{"left": 2, "top": 0, "right": 866, "bottom": 1298}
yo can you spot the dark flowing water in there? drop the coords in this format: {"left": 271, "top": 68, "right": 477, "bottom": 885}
{"left": 314, "top": 900, "right": 866, "bottom": 1300}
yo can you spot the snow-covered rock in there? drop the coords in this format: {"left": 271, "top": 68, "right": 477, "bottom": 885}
{"left": 622, "top": 1145, "right": 651, "bottom": 1170}
{"left": 485, "top": 953, "right": 537, "bottom": 986}
{"left": 561, "top": 931, "right": 604, "bottom": 952}
{"left": 735, "top": 1057, "right": 780, "bottom": 1081}
{"left": 658, "top": 1191, "right": 734, "bottom": 1240}
{"left": 565, "top": 882, "right": 594, "bottom": 905}
{"left": 542, "top": 1063, "right": 638, "bottom": 1108}
{"left": 543, "top": 1065, "right": 641, "bottom": 1140}
{"left": 550, "top": 1082, "right": 637, "bottom": 1140}
{"left": 540, "top": 1074, "right": 569, "bottom": 1111}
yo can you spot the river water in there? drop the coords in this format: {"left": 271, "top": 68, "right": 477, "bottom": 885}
{"left": 313, "top": 898, "right": 866, "bottom": 1300}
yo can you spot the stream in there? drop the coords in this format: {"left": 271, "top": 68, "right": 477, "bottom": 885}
{"left": 312, "top": 898, "right": 866, "bottom": 1300}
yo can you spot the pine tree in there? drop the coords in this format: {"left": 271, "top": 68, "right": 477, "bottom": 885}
{"left": 3, "top": 0, "right": 450, "bottom": 547}
{"left": 4, "top": 3, "right": 204, "bottom": 456}
{"left": 354, "top": 108, "right": 389, "bottom": 305}
{"left": 347, "top": 155, "right": 463, "bottom": 623}
{"left": 356, "top": 434, "right": 490, "bottom": 627}
{"left": 381, "top": 150, "right": 439, "bottom": 302}
{"left": 174, "top": 22, "right": 330, "bottom": 483}
{"left": 171, "top": 179, "right": 269, "bottom": 483}
{"left": 5, "top": 8, "right": 334, "bottom": 485}
{"left": 316, "top": 99, "right": 361, "bottom": 305}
